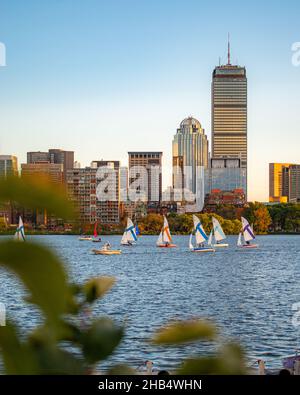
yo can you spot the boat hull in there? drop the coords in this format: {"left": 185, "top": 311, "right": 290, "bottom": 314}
{"left": 157, "top": 244, "right": 177, "bottom": 248}
{"left": 212, "top": 243, "right": 229, "bottom": 248}
{"left": 79, "top": 237, "right": 93, "bottom": 241}
{"left": 191, "top": 247, "right": 215, "bottom": 253}
{"left": 239, "top": 244, "right": 259, "bottom": 249}
{"left": 92, "top": 249, "right": 121, "bottom": 255}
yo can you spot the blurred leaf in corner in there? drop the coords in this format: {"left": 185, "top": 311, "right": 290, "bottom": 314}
{"left": 0, "top": 175, "right": 74, "bottom": 220}
{"left": 0, "top": 241, "right": 72, "bottom": 324}
{"left": 152, "top": 319, "right": 217, "bottom": 345}
{"left": 0, "top": 322, "right": 37, "bottom": 374}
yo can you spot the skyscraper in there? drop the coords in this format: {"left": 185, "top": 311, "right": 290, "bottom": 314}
{"left": 172, "top": 117, "right": 209, "bottom": 198}
{"left": 211, "top": 43, "right": 247, "bottom": 195}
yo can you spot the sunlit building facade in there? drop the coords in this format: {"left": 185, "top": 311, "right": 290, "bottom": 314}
{"left": 172, "top": 117, "right": 209, "bottom": 198}
{"left": 269, "top": 163, "right": 295, "bottom": 203}
{"left": 0, "top": 155, "right": 18, "bottom": 178}
{"left": 212, "top": 61, "right": 247, "bottom": 196}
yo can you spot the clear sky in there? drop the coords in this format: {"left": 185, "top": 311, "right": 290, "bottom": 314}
{"left": 0, "top": 0, "right": 300, "bottom": 201}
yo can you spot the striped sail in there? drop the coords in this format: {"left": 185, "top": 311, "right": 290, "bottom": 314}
{"left": 14, "top": 216, "right": 25, "bottom": 242}
{"left": 212, "top": 217, "right": 226, "bottom": 242}
{"left": 241, "top": 217, "right": 255, "bottom": 242}
{"left": 122, "top": 218, "right": 137, "bottom": 244}
{"left": 193, "top": 215, "right": 208, "bottom": 244}
{"left": 157, "top": 216, "right": 172, "bottom": 245}
{"left": 162, "top": 216, "right": 172, "bottom": 243}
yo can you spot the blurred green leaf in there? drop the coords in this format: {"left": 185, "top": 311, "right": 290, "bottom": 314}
{"left": 80, "top": 318, "right": 123, "bottom": 363}
{"left": 0, "top": 322, "right": 37, "bottom": 374}
{"left": 0, "top": 175, "right": 74, "bottom": 220}
{"left": 0, "top": 241, "right": 71, "bottom": 324}
{"left": 83, "top": 276, "right": 116, "bottom": 303}
{"left": 177, "top": 343, "right": 246, "bottom": 375}
{"left": 152, "top": 319, "right": 217, "bottom": 345}
{"left": 30, "top": 343, "right": 85, "bottom": 375}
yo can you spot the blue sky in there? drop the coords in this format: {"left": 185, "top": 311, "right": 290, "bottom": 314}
{"left": 0, "top": 0, "right": 300, "bottom": 201}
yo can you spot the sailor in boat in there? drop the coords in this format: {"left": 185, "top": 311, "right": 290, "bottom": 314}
{"left": 103, "top": 242, "right": 111, "bottom": 251}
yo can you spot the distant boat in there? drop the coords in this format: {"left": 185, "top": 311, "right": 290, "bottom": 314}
{"left": 92, "top": 222, "right": 101, "bottom": 243}
{"left": 156, "top": 216, "right": 177, "bottom": 248}
{"left": 78, "top": 235, "right": 93, "bottom": 241}
{"left": 189, "top": 215, "right": 215, "bottom": 253}
{"left": 121, "top": 218, "right": 137, "bottom": 246}
{"left": 237, "top": 217, "right": 259, "bottom": 249}
{"left": 92, "top": 242, "right": 121, "bottom": 255}
{"left": 207, "top": 217, "right": 229, "bottom": 248}
{"left": 14, "top": 216, "right": 25, "bottom": 241}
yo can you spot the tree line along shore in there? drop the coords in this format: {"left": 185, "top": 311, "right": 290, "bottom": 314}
{"left": 1, "top": 203, "right": 299, "bottom": 236}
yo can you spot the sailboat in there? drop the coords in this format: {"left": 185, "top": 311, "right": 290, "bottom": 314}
{"left": 156, "top": 216, "right": 177, "bottom": 248}
{"left": 207, "top": 217, "right": 229, "bottom": 248}
{"left": 189, "top": 215, "right": 215, "bottom": 253}
{"left": 121, "top": 218, "right": 137, "bottom": 246}
{"left": 237, "top": 217, "right": 259, "bottom": 249}
{"left": 92, "top": 222, "right": 101, "bottom": 242}
{"left": 14, "top": 216, "right": 25, "bottom": 241}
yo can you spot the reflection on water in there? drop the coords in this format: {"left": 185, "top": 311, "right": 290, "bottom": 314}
{"left": 0, "top": 234, "right": 300, "bottom": 370}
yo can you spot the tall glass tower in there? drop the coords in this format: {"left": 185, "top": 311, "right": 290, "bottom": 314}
{"left": 211, "top": 44, "right": 247, "bottom": 195}
{"left": 172, "top": 117, "right": 209, "bottom": 196}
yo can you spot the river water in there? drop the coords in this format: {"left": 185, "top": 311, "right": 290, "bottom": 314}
{"left": 1, "top": 234, "right": 300, "bottom": 371}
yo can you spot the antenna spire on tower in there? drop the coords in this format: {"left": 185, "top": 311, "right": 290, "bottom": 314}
{"left": 227, "top": 33, "right": 231, "bottom": 65}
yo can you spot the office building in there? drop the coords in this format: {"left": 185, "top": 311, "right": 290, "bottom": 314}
{"left": 21, "top": 162, "right": 64, "bottom": 226}
{"left": 128, "top": 152, "right": 162, "bottom": 204}
{"left": 67, "top": 167, "right": 98, "bottom": 224}
{"left": 91, "top": 160, "right": 120, "bottom": 224}
{"left": 269, "top": 163, "right": 295, "bottom": 203}
{"left": 172, "top": 117, "right": 209, "bottom": 198}
{"left": 282, "top": 164, "right": 300, "bottom": 203}
{"left": 27, "top": 149, "right": 74, "bottom": 180}
{"left": 0, "top": 155, "right": 18, "bottom": 178}
{"left": 205, "top": 158, "right": 246, "bottom": 195}
{"left": 211, "top": 45, "right": 247, "bottom": 195}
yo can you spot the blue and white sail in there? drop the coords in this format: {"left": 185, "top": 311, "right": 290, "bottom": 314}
{"left": 241, "top": 217, "right": 255, "bottom": 242}
{"left": 212, "top": 217, "right": 226, "bottom": 242}
{"left": 193, "top": 215, "right": 208, "bottom": 245}
{"left": 14, "top": 216, "right": 25, "bottom": 241}
{"left": 121, "top": 218, "right": 137, "bottom": 245}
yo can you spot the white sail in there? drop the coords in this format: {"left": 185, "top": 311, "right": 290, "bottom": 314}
{"left": 241, "top": 217, "right": 255, "bottom": 242}
{"left": 121, "top": 230, "right": 128, "bottom": 245}
{"left": 121, "top": 218, "right": 137, "bottom": 244}
{"left": 237, "top": 232, "right": 242, "bottom": 246}
{"left": 193, "top": 215, "right": 208, "bottom": 244}
{"left": 162, "top": 216, "right": 172, "bottom": 243}
{"left": 212, "top": 217, "right": 226, "bottom": 242}
{"left": 126, "top": 218, "right": 137, "bottom": 242}
{"left": 156, "top": 230, "right": 163, "bottom": 246}
{"left": 189, "top": 233, "right": 194, "bottom": 249}
{"left": 207, "top": 231, "right": 213, "bottom": 246}
{"left": 14, "top": 216, "right": 25, "bottom": 241}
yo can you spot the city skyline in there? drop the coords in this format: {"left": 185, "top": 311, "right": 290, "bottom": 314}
{"left": 1, "top": 0, "right": 300, "bottom": 202}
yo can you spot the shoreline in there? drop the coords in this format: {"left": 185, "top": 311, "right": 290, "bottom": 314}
{"left": 0, "top": 232, "right": 299, "bottom": 236}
